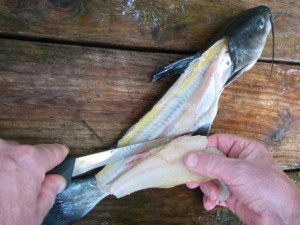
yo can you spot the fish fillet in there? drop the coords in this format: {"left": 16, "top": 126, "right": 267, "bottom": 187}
{"left": 109, "top": 136, "right": 225, "bottom": 198}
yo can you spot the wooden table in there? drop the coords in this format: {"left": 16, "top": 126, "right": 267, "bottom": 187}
{"left": 0, "top": 1, "right": 299, "bottom": 224}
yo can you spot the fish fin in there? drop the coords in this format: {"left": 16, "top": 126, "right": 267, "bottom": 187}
{"left": 224, "top": 70, "right": 242, "bottom": 87}
{"left": 42, "top": 195, "right": 82, "bottom": 225}
{"left": 42, "top": 177, "right": 108, "bottom": 225}
{"left": 224, "top": 61, "right": 255, "bottom": 87}
{"left": 192, "top": 124, "right": 212, "bottom": 136}
{"left": 41, "top": 201, "right": 81, "bottom": 225}
{"left": 152, "top": 55, "right": 199, "bottom": 82}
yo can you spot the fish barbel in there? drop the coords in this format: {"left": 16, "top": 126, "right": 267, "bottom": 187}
{"left": 43, "top": 5, "right": 274, "bottom": 225}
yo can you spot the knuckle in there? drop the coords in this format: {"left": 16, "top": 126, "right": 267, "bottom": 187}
{"left": 40, "top": 187, "right": 56, "bottom": 207}
{"left": 13, "top": 145, "right": 38, "bottom": 164}
{"left": 205, "top": 154, "right": 219, "bottom": 172}
{"left": 18, "top": 145, "right": 36, "bottom": 156}
{"left": 0, "top": 138, "right": 5, "bottom": 144}
{"left": 41, "top": 176, "right": 62, "bottom": 199}
{"left": 196, "top": 153, "right": 220, "bottom": 177}
{"left": 0, "top": 139, "right": 12, "bottom": 149}
{"left": 233, "top": 160, "right": 254, "bottom": 178}
{"left": 0, "top": 156, "right": 18, "bottom": 172}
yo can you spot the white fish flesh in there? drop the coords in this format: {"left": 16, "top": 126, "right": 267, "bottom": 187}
{"left": 109, "top": 135, "right": 225, "bottom": 198}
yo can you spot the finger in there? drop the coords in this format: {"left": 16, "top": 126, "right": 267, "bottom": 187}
{"left": 217, "top": 180, "right": 231, "bottom": 201}
{"left": 0, "top": 139, "right": 20, "bottom": 150}
{"left": 185, "top": 151, "right": 240, "bottom": 184}
{"left": 218, "top": 201, "right": 227, "bottom": 207}
{"left": 34, "top": 144, "right": 69, "bottom": 172}
{"left": 207, "top": 134, "right": 259, "bottom": 158}
{"left": 199, "top": 180, "right": 220, "bottom": 201}
{"left": 225, "top": 196, "right": 260, "bottom": 224}
{"left": 4, "top": 140, "right": 19, "bottom": 146}
{"left": 37, "top": 174, "right": 66, "bottom": 220}
{"left": 186, "top": 182, "right": 200, "bottom": 189}
{"left": 203, "top": 195, "right": 219, "bottom": 211}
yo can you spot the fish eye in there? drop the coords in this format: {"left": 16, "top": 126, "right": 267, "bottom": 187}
{"left": 256, "top": 18, "right": 265, "bottom": 29}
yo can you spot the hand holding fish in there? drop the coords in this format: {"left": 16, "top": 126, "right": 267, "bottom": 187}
{"left": 0, "top": 139, "right": 68, "bottom": 225}
{"left": 185, "top": 134, "right": 300, "bottom": 225}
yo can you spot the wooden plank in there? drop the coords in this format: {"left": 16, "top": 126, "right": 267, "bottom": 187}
{"left": 0, "top": 38, "right": 300, "bottom": 168}
{"left": 213, "top": 63, "right": 300, "bottom": 170}
{"left": 0, "top": 39, "right": 300, "bottom": 225}
{"left": 75, "top": 170, "right": 300, "bottom": 225}
{"left": 77, "top": 186, "right": 243, "bottom": 225}
{"left": 0, "top": 0, "right": 299, "bottom": 62}
{"left": 0, "top": 39, "right": 181, "bottom": 154}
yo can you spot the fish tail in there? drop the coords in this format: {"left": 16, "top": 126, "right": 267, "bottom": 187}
{"left": 152, "top": 55, "right": 198, "bottom": 82}
{"left": 42, "top": 177, "right": 108, "bottom": 225}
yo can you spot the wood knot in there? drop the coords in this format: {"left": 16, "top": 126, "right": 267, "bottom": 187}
{"left": 268, "top": 108, "right": 292, "bottom": 145}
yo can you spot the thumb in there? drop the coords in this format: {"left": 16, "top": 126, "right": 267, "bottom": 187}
{"left": 185, "top": 151, "right": 238, "bottom": 184}
{"left": 37, "top": 174, "right": 66, "bottom": 220}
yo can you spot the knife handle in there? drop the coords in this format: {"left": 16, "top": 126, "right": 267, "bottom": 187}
{"left": 47, "top": 154, "right": 76, "bottom": 189}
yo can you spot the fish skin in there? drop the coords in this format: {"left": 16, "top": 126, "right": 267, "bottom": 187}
{"left": 42, "top": 6, "right": 273, "bottom": 225}
{"left": 152, "top": 5, "right": 273, "bottom": 85}
{"left": 42, "top": 177, "right": 105, "bottom": 225}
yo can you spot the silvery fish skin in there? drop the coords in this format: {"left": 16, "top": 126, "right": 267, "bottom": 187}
{"left": 42, "top": 5, "right": 273, "bottom": 225}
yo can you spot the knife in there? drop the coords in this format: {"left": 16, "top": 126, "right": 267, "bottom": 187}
{"left": 47, "top": 136, "right": 174, "bottom": 187}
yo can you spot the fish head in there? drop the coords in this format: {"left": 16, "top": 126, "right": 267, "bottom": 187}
{"left": 224, "top": 5, "right": 273, "bottom": 84}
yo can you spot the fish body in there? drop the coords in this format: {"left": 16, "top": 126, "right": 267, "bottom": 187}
{"left": 42, "top": 5, "right": 273, "bottom": 225}
{"left": 118, "top": 38, "right": 232, "bottom": 146}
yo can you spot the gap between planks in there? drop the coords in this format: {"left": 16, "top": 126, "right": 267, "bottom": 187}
{"left": 1, "top": 34, "right": 299, "bottom": 66}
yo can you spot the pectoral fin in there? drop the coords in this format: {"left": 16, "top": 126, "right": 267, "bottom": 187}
{"left": 225, "top": 60, "right": 257, "bottom": 87}
{"left": 192, "top": 124, "right": 212, "bottom": 136}
{"left": 152, "top": 55, "right": 198, "bottom": 82}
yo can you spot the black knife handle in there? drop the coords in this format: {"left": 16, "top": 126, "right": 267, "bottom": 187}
{"left": 47, "top": 154, "right": 76, "bottom": 188}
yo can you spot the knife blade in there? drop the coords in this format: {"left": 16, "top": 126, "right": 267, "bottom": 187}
{"left": 47, "top": 136, "right": 174, "bottom": 187}
{"left": 72, "top": 136, "right": 174, "bottom": 177}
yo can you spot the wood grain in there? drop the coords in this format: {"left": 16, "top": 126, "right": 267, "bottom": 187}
{"left": 78, "top": 170, "right": 300, "bottom": 225}
{"left": 0, "top": 1, "right": 299, "bottom": 224}
{"left": 0, "top": 39, "right": 299, "bottom": 167}
{"left": 0, "top": 39, "right": 300, "bottom": 225}
{"left": 214, "top": 63, "right": 300, "bottom": 170}
{"left": 0, "top": 0, "right": 299, "bottom": 62}
{"left": 0, "top": 39, "right": 180, "bottom": 153}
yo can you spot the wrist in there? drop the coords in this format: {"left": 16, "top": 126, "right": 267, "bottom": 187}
{"left": 261, "top": 186, "right": 300, "bottom": 225}
{"left": 287, "top": 188, "right": 300, "bottom": 225}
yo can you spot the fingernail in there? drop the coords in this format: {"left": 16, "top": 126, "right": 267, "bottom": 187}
{"left": 210, "top": 193, "right": 217, "bottom": 201}
{"left": 58, "top": 178, "right": 67, "bottom": 193}
{"left": 202, "top": 185, "right": 217, "bottom": 201}
{"left": 186, "top": 153, "right": 199, "bottom": 168}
